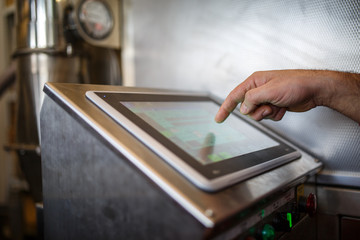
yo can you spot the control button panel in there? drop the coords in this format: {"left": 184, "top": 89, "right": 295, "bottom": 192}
{"left": 213, "top": 184, "right": 317, "bottom": 240}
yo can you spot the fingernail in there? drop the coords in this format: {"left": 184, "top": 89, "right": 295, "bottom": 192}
{"left": 240, "top": 104, "right": 248, "bottom": 114}
{"left": 262, "top": 109, "right": 271, "bottom": 117}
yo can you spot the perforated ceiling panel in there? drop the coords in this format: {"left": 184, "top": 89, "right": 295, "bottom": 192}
{"left": 126, "top": 0, "right": 360, "bottom": 187}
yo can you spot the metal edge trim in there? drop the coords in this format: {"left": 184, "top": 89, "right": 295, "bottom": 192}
{"left": 43, "top": 83, "right": 215, "bottom": 228}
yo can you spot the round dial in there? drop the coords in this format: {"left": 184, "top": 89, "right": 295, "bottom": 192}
{"left": 78, "top": 0, "right": 113, "bottom": 40}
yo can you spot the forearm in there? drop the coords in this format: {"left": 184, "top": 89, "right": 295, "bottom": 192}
{"left": 215, "top": 69, "right": 360, "bottom": 123}
{"left": 316, "top": 70, "right": 360, "bottom": 122}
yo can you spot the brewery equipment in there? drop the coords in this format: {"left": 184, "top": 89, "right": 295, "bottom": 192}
{"left": 11, "top": 0, "right": 122, "bottom": 202}
{"left": 40, "top": 82, "right": 322, "bottom": 239}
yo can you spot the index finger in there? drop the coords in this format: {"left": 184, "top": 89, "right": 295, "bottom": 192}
{"left": 214, "top": 83, "right": 248, "bottom": 123}
{"left": 215, "top": 71, "right": 271, "bottom": 123}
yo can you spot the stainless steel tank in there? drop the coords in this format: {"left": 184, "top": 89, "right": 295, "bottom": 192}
{"left": 12, "top": 0, "right": 122, "bottom": 202}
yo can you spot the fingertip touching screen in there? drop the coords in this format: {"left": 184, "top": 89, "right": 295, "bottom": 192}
{"left": 86, "top": 91, "right": 301, "bottom": 191}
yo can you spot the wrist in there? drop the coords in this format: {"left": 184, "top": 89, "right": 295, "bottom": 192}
{"left": 316, "top": 70, "right": 360, "bottom": 122}
{"left": 312, "top": 70, "right": 343, "bottom": 108}
{"left": 309, "top": 70, "right": 333, "bottom": 107}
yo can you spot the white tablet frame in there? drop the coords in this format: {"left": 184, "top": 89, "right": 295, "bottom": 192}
{"left": 86, "top": 91, "right": 301, "bottom": 192}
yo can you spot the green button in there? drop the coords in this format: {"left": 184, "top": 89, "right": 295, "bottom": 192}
{"left": 262, "top": 224, "right": 275, "bottom": 240}
{"left": 287, "top": 212, "right": 293, "bottom": 228}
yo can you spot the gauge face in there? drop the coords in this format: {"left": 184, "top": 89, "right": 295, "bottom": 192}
{"left": 78, "top": 0, "right": 113, "bottom": 40}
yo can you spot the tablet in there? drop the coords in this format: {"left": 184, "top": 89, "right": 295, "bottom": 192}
{"left": 86, "top": 91, "right": 301, "bottom": 192}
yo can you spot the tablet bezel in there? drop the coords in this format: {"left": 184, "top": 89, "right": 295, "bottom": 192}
{"left": 86, "top": 91, "right": 301, "bottom": 191}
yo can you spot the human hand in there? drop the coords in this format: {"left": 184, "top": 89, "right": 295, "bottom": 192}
{"left": 215, "top": 70, "right": 327, "bottom": 122}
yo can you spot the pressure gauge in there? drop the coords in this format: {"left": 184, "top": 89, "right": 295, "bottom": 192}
{"left": 77, "top": 0, "right": 114, "bottom": 40}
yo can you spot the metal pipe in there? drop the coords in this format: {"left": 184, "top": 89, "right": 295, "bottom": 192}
{"left": 12, "top": 0, "right": 122, "bottom": 202}
{"left": 13, "top": 0, "right": 80, "bottom": 202}
{"left": 16, "top": 0, "right": 63, "bottom": 51}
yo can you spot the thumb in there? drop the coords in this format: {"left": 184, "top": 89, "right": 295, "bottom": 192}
{"left": 240, "top": 85, "right": 277, "bottom": 114}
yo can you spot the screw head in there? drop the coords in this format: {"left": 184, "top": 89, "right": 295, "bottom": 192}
{"left": 205, "top": 209, "right": 214, "bottom": 217}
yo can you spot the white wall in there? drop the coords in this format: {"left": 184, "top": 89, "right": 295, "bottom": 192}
{"left": 124, "top": 0, "right": 360, "bottom": 99}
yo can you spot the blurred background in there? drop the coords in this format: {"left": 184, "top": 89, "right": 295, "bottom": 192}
{"left": 0, "top": 0, "right": 359, "bottom": 239}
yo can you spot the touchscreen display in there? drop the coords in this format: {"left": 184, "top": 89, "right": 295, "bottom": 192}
{"left": 87, "top": 91, "right": 301, "bottom": 190}
{"left": 121, "top": 101, "right": 279, "bottom": 165}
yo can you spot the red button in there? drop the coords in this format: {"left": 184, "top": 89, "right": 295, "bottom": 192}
{"left": 245, "top": 237, "right": 257, "bottom": 240}
{"left": 306, "top": 193, "right": 317, "bottom": 216}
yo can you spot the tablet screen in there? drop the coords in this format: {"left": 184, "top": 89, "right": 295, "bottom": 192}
{"left": 121, "top": 101, "right": 279, "bottom": 165}
{"left": 86, "top": 91, "right": 300, "bottom": 191}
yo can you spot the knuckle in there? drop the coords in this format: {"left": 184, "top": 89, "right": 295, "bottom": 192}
{"left": 244, "top": 90, "right": 255, "bottom": 102}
